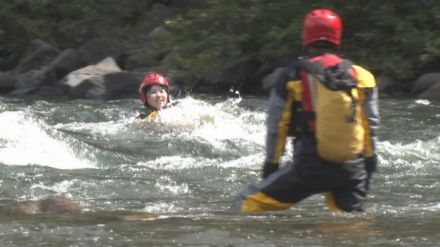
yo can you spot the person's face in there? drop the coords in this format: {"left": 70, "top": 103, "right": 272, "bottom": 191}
{"left": 146, "top": 85, "right": 168, "bottom": 110}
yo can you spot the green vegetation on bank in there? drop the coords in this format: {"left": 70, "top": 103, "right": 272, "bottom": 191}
{"left": 1, "top": 0, "right": 439, "bottom": 85}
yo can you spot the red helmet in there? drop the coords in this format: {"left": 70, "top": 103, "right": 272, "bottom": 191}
{"left": 139, "top": 72, "right": 170, "bottom": 105}
{"left": 302, "top": 9, "right": 342, "bottom": 47}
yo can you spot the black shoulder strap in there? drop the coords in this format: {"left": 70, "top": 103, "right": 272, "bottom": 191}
{"left": 298, "top": 58, "right": 357, "bottom": 91}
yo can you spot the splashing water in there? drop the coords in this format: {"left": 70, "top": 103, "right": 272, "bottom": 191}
{"left": 0, "top": 111, "right": 95, "bottom": 169}
{"left": 0, "top": 96, "right": 439, "bottom": 246}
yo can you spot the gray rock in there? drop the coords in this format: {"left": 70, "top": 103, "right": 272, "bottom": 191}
{"left": 61, "top": 57, "right": 143, "bottom": 99}
{"left": 14, "top": 39, "right": 60, "bottom": 74}
{"left": 13, "top": 195, "right": 83, "bottom": 214}
{"left": 11, "top": 69, "right": 55, "bottom": 94}
{"left": 200, "top": 61, "right": 258, "bottom": 91}
{"left": 418, "top": 80, "right": 440, "bottom": 99}
{"left": 61, "top": 57, "right": 121, "bottom": 89}
{"left": 411, "top": 73, "right": 440, "bottom": 95}
{"left": 33, "top": 85, "right": 66, "bottom": 96}
{"left": 78, "top": 39, "right": 126, "bottom": 68}
{"left": 0, "top": 72, "right": 16, "bottom": 93}
{"left": 102, "top": 71, "right": 144, "bottom": 99}
{"left": 47, "top": 48, "right": 82, "bottom": 79}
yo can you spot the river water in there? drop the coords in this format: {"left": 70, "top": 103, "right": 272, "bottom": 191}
{"left": 0, "top": 94, "right": 439, "bottom": 246}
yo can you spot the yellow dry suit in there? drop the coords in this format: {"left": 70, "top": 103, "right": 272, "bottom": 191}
{"left": 232, "top": 52, "right": 379, "bottom": 213}
{"left": 137, "top": 107, "right": 160, "bottom": 121}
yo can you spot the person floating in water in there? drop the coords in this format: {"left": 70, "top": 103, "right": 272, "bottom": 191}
{"left": 137, "top": 72, "right": 172, "bottom": 121}
{"left": 232, "top": 8, "right": 379, "bottom": 213}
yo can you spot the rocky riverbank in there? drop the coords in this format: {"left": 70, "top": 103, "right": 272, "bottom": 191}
{"left": 0, "top": 39, "right": 439, "bottom": 100}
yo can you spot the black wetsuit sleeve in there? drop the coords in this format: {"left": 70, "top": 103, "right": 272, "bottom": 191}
{"left": 265, "top": 67, "right": 297, "bottom": 166}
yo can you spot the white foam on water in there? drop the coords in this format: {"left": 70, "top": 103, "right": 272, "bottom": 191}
{"left": 0, "top": 111, "right": 96, "bottom": 169}
{"left": 53, "top": 117, "right": 133, "bottom": 138}
{"left": 53, "top": 96, "right": 266, "bottom": 147}
{"left": 132, "top": 97, "right": 297, "bottom": 170}
{"left": 136, "top": 152, "right": 264, "bottom": 170}
{"left": 379, "top": 138, "right": 439, "bottom": 168}
{"left": 154, "top": 175, "right": 190, "bottom": 194}
{"left": 218, "top": 153, "right": 264, "bottom": 169}
{"left": 379, "top": 201, "right": 440, "bottom": 216}
{"left": 421, "top": 203, "right": 440, "bottom": 211}
{"left": 29, "top": 179, "right": 82, "bottom": 196}
{"left": 414, "top": 99, "right": 430, "bottom": 105}
{"left": 142, "top": 202, "right": 182, "bottom": 213}
{"left": 136, "top": 156, "right": 224, "bottom": 170}
{"left": 136, "top": 156, "right": 205, "bottom": 170}
{"left": 157, "top": 97, "right": 267, "bottom": 150}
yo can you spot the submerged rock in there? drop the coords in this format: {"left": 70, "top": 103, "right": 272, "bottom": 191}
{"left": 13, "top": 195, "right": 83, "bottom": 214}
{"left": 9, "top": 195, "right": 157, "bottom": 221}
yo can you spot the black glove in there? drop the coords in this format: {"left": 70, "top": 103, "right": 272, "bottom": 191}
{"left": 262, "top": 162, "right": 279, "bottom": 179}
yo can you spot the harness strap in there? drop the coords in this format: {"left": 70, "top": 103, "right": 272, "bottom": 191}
{"left": 297, "top": 55, "right": 358, "bottom": 132}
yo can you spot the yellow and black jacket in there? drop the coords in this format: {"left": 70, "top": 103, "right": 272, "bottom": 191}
{"left": 265, "top": 52, "right": 379, "bottom": 166}
{"left": 230, "top": 52, "right": 380, "bottom": 213}
{"left": 137, "top": 107, "right": 159, "bottom": 121}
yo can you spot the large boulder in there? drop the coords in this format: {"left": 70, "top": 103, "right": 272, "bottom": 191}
{"left": 11, "top": 68, "right": 57, "bottom": 95}
{"left": 226, "top": 61, "right": 260, "bottom": 94}
{"left": 410, "top": 73, "right": 440, "bottom": 95}
{"left": 61, "top": 57, "right": 121, "bottom": 87}
{"left": 0, "top": 72, "right": 16, "bottom": 93}
{"left": 14, "top": 39, "right": 61, "bottom": 74}
{"left": 197, "top": 60, "right": 260, "bottom": 93}
{"left": 12, "top": 195, "right": 83, "bottom": 214}
{"left": 33, "top": 85, "right": 67, "bottom": 96}
{"left": 47, "top": 48, "right": 82, "bottom": 80}
{"left": 77, "top": 39, "right": 126, "bottom": 68}
{"left": 9, "top": 48, "right": 79, "bottom": 95}
{"left": 0, "top": 57, "right": 15, "bottom": 71}
{"left": 102, "top": 71, "right": 144, "bottom": 99}
{"left": 60, "top": 57, "right": 141, "bottom": 99}
{"left": 418, "top": 80, "right": 440, "bottom": 99}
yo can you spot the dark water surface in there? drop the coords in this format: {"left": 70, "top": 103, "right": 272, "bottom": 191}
{"left": 0, "top": 95, "right": 439, "bottom": 246}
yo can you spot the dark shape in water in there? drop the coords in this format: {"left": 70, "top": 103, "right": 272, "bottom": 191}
{"left": 13, "top": 195, "right": 83, "bottom": 214}
{"left": 11, "top": 195, "right": 157, "bottom": 221}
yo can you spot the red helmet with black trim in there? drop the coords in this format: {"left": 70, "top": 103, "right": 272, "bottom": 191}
{"left": 139, "top": 72, "right": 170, "bottom": 106}
{"left": 302, "top": 9, "right": 342, "bottom": 47}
